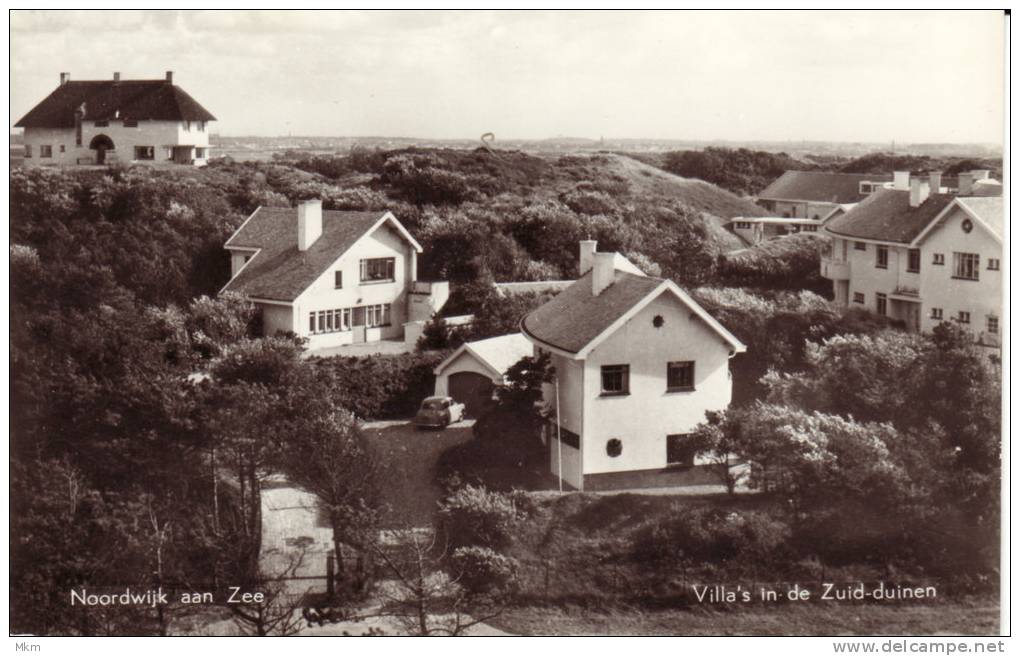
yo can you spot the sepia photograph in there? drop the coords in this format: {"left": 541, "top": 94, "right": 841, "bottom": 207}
{"left": 6, "top": 7, "right": 1009, "bottom": 645}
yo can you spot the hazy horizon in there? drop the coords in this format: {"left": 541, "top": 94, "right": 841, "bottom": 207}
{"left": 10, "top": 10, "right": 1006, "bottom": 145}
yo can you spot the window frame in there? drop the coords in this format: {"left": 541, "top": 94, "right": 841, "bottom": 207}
{"left": 876, "top": 292, "right": 888, "bottom": 317}
{"left": 359, "top": 257, "right": 396, "bottom": 283}
{"left": 931, "top": 308, "right": 943, "bottom": 320}
{"left": 952, "top": 252, "right": 980, "bottom": 281}
{"left": 957, "top": 311, "right": 971, "bottom": 324}
{"left": 133, "top": 145, "right": 155, "bottom": 161}
{"left": 39, "top": 145, "right": 53, "bottom": 158}
{"left": 600, "top": 364, "right": 630, "bottom": 397}
{"left": 854, "top": 241, "right": 866, "bottom": 251}
{"left": 988, "top": 258, "right": 1000, "bottom": 271}
{"left": 987, "top": 316, "right": 999, "bottom": 334}
{"left": 853, "top": 292, "right": 865, "bottom": 304}
{"left": 334, "top": 270, "right": 343, "bottom": 289}
{"left": 666, "top": 361, "right": 696, "bottom": 393}
{"left": 875, "top": 245, "right": 889, "bottom": 269}
{"left": 907, "top": 248, "right": 921, "bottom": 273}
{"left": 365, "top": 303, "right": 391, "bottom": 328}
{"left": 666, "top": 433, "right": 698, "bottom": 467}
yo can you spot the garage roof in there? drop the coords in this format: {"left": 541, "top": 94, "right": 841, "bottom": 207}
{"left": 434, "top": 333, "right": 534, "bottom": 380}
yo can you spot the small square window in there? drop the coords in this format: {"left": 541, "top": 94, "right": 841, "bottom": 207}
{"left": 931, "top": 308, "right": 943, "bottom": 320}
{"left": 39, "top": 145, "right": 52, "bottom": 158}
{"left": 854, "top": 241, "right": 866, "bottom": 251}
{"left": 957, "top": 311, "right": 971, "bottom": 324}
{"left": 933, "top": 253, "right": 945, "bottom": 265}
{"left": 853, "top": 292, "right": 865, "bottom": 304}
{"left": 988, "top": 258, "right": 1000, "bottom": 271}
{"left": 600, "top": 365, "right": 630, "bottom": 396}
{"left": 666, "top": 361, "right": 695, "bottom": 392}
{"left": 134, "top": 146, "right": 155, "bottom": 160}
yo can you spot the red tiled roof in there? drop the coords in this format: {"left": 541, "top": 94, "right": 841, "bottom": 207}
{"left": 223, "top": 208, "right": 390, "bottom": 302}
{"left": 759, "top": 171, "right": 893, "bottom": 204}
{"left": 825, "top": 189, "right": 955, "bottom": 244}
{"left": 15, "top": 79, "right": 215, "bottom": 128}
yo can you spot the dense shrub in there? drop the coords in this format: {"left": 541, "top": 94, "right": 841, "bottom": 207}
{"left": 449, "top": 546, "right": 520, "bottom": 594}
{"left": 630, "top": 506, "right": 790, "bottom": 565}
{"left": 437, "top": 485, "right": 522, "bottom": 551}
{"left": 662, "top": 147, "right": 810, "bottom": 196}
{"left": 309, "top": 351, "right": 447, "bottom": 419}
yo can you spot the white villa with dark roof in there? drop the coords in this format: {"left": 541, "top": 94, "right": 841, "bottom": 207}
{"left": 520, "top": 241, "right": 746, "bottom": 491}
{"left": 821, "top": 172, "right": 1003, "bottom": 347}
{"left": 15, "top": 71, "right": 215, "bottom": 166}
{"left": 222, "top": 200, "right": 448, "bottom": 350}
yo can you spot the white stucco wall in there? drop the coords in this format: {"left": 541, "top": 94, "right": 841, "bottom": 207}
{"left": 549, "top": 436, "right": 583, "bottom": 490}
{"left": 22, "top": 119, "right": 210, "bottom": 166}
{"left": 292, "top": 222, "right": 416, "bottom": 349}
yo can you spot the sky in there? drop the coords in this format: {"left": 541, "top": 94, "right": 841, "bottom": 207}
{"left": 9, "top": 10, "right": 1006, "bottom": 144}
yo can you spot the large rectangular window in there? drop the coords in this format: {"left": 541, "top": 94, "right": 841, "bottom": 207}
{"left": 39, "top": 145, "right": 52, "bottom": 158}
{"left": 876, "top": 245, "right": 889, "bottom": 269}
{"left": 666, "top": 361, "right": 695, "bottom": 392}
{"left": 952, "top": 252, "right": 980, "bottom": 281}
{"left": 308, "top": 308, "right": 352, "bottom": 334}
{"left": 365, "top": 304, "right": 391, "bottom": 327}
{"left": 667, "top": 434, "right": 697, "bottom": 467}
{"left": 360, "top": 257, "right": 395, "bottom": 283}
{"left": 134, "top": 146, "right": 155, "bottom": 160}
{"left": 600, "top": 365, "right": 630, "bottom": 396}
{"left": 907, "top": 249, "right": 921, "bottom": 273}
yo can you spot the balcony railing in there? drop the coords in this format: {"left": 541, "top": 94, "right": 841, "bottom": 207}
{"left": 820, "top": 256, "right": 850, "bottom": 280}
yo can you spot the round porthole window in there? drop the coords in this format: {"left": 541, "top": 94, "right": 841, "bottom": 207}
{"left": 652, "top": 315, "right": 665, "bottom": 328}
{"left": 962, "top": 218, "right": 974, "bottom": 233}
{"left": 606, "top": 439, "right": 623, "bottom": 457}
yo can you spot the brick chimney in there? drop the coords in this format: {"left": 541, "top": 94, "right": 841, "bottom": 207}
{"left": 592, "top": 252, "right": 616, "bottom": 296}
{"left": 113, "top": 72, "right": 120, "bottom": 82}
{"left": 59, "top": 72, "right": 70, "bottom": 85}
{"left": 909, "top": 178, "right": 930, "bottom": 208}
{"left": 928, "top": 171, "right": 942, "bottom": 193}
{"left": 297, "top": 200, "right": 323, "bottom": 251}
{"left": 893, "top": 171, "right": 910, "bottom": 191}
{"left": 579, "top": 240, "right": 597, "bottom": 276}
{"left": 165, "top": 70, "right": 174, "bottom": 84}
{"left": 958, "top": 173, "right": 974, "bottom": 196}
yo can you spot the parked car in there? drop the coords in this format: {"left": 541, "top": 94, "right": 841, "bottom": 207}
{"left": 414, "top": 396, "right": 466, "bottom": 429}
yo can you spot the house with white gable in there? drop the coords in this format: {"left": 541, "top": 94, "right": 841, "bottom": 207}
{"left": 520, "top": 240, "right": 746, "bottom": 491}
{"left": 821, "top": 173, "right": 1002, "bottom": 347}
{"left": 15, "top": 71, "right": 215, "bottom": 166}
{"left": 222, "top": 200, "right": 448, "bottom": 350}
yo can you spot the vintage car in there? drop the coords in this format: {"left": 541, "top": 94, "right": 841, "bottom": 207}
{"left": 413, "top": 395, "right": 466, "bottom": 429}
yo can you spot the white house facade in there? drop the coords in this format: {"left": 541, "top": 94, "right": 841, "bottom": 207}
{"left": 15, "top": 72, "right": 214, "bottom": 167}
{"left": 822, "top": 175, "right": 1002, "bottom": 347}
{"left": 222, "top": 200, "right": 448, "bottom": 351}
{"left": 520, "top": 241, "right": 746, "bottom": 491}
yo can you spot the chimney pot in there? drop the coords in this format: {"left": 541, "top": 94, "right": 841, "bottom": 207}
{"left": 892, "top": 171, "right": 910, "bottom": 191}
{"left": 958, "top": 173, "right": 974, "bottom": 196}
{"left": 59, "top": 72, "right": 70, "bottom": 85}
{"left": 909, "top": 178, "right": 930, "bottom": 208}
{"left": 113, "top": 72, "right": 120, "bottom": 82}
{"left": 579, "top": 240, "right": 597, "bottom": 276}
{"left": 592, "top": 252, "right": 616, "bottom": 296}
{"left": 165, "top": 70, "right": 174, "bottom": 84}
{"left": 297, "top": 200, "right": 323, "bottom": 251}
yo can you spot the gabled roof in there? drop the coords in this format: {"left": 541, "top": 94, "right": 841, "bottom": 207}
{"left": 910, "top": 196, "right": 1004, "bottom": 247}
{"left": 520, "top": 270, "right": 745, "bottom": 357}
{"left": 222, "top": 207, "right": 420, "bottom": 302}
{"left": 824, "top": 188, "right": 956, "bottom": 244}
{"left": 758, "top": 171, "right": 893, "bottom": 204}
{"left": 15, "top": 79, "right": 215, "bottom": 128}
{"left": 434, "top": 333, "right": 534, "bottom": 379}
